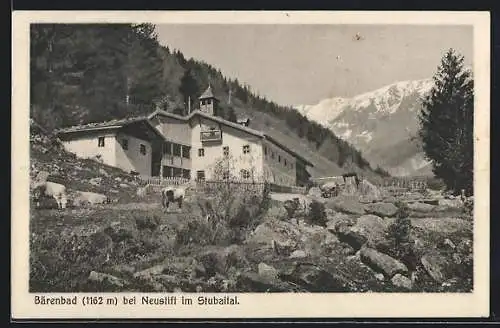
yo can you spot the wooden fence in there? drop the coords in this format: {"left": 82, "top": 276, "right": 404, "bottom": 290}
{"left": 137, "top": 176, "right": 306, "bottom": 195}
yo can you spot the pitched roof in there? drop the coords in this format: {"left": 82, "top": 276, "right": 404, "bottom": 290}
{"left": 199, "top": 85, "right": 217, "bottom": 100}
{"left": 149, "top": 109, "right": 313, "bottom": 167}
{"left": 54, "top": 115, "right": 166, "bottom": 141}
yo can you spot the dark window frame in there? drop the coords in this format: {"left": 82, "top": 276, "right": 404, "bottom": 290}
{"left": 121, "top": 138, "right": 128, "bottom": 150}
{"left": 243, "top": 144, "right": 250, "bottom": 154}
{"left": 198, "top": 148, "right": 205, "bottom": 157}
{"left": 140, "top": 144, "right": 147, "bottom": 155}
{"left": 182, "top": 145, "right": 191, "bottom": 159}
{"left": 98, "top": 136, "right": 105, "bottom": 147}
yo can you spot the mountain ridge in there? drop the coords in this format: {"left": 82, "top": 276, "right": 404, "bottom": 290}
{"left": 296, "top": 78, "right": 436, "bottom": 177}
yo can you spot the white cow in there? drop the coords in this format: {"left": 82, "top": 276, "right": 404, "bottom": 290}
{"left": 32, "top": 181, "right": 68, "bottom": 210}
{"left": 161, "top": 184, "right": 194, "bottom": 210}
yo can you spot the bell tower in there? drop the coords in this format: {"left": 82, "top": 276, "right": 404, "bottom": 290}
{"left": 199, "top": 84, "right": 219, "bottom": 116}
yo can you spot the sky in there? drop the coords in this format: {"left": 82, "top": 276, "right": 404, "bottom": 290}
{"left": 156, "top": 24, "right": 473, "bottom": 106}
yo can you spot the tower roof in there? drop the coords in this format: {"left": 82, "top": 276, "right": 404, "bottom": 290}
{"left": 199, "top": 84, "right": 218, "bottom": 100}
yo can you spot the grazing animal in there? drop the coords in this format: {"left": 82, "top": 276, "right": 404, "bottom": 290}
{"left": 161, "top": 184, "right": 193, "bottom": 210}
{"left": 32, "top": 181, "right": 67, "bottom": 210}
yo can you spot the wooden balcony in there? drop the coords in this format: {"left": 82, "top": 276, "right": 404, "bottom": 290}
{"left": 200, "top": 130, "right": 222, "bottom": 142}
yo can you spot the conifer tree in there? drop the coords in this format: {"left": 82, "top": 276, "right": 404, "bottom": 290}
{"left": 418, "top": 49, "right": 474, "bottom": 195}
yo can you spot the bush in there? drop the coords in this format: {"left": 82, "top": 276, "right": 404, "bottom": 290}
{"left": 307, "top": 200, "right": 328, "bottom": 227}
{"left": 386, "top": 202, "right": 417, "bottom": 270}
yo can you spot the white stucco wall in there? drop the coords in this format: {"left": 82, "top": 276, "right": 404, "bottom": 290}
{"left": 115, "top": 132, "right": 152, "bottom": 176}
{"left": 190, "top": 117, "right": 264, "bottom": 181}
{"left": 263, "top": 139, "right": 297, "bottom": 186}
{"left": 62, "top": 133, "right": 117, "bottom": 167}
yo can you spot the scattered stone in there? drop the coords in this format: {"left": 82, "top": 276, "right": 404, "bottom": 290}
{"left": 364, "top": 202, "right": 398, "bottom": 217}
{"left": 119, "top": 183, "right": 129, "bottom": 188}
{"left": 326, "top": 196, "right": 366, "bottom": 215}
{"left": 360, "top": 247, "right": 408, "bottom": 278}
{"left": 99, "top": 168, "right": 109, "bottom": 177}
{"left": 72, "top": 191, "right": 108, "bottom": 206}
{"left": 289, "top": 250, "right": 307, "bottom": 259}
{"left": 391, "top": 273, "right": 412, "bottom": 290}
{"left": 442, "top": 238, "right": 456, "bottom": 250}
{"left": 421, "top": 253, "right": 450, "bottom": 283}
{"left": 258, "top": 262, "right": 279, "bottom": 281}
{"left": 236, "top": 272, "right": 289, "bottom": 292}
{"left": 133, "top": 264, "right": 167, "bottom": 280}
{"left": 280, "top": 263, "right": 349, "bottom": 292}
{"left": 114, "top": 177, "right": 122, "bottom": 182}
{"left": 89, "top": 177, "right": 102, "bottom": 186}
{"left": 438, "top": 198, "right": 463, "bottom": 208}
{"left": 374, "top": 273, "right": 385, "bottom": 281}
{"left": 407, "top": 202, "right": 435, "bottom": 213}
{"left": 88, "top": 271, "right": 127, "bottom": 288}
{"left": 308, "top": 187, "right": 322, "bottom": 198}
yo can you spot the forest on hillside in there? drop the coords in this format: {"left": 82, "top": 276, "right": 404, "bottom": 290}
{"left": 30, "top": 23, "right": 381, "bottom": 174}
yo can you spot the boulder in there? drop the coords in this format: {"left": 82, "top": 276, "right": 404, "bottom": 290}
{"left": 360, "top": 247, "right": 408, "bottom": 278}
{"left": 280, "top": 263, "right": 349, "bottom": 292}
{"left": 407, "top": 202, "right": 435, "bottom": 213}
{"left": 335, "top": 223, "right": 367, "bottom": 250}
{"left": 391, "top": 273, "right": 412, "bottom": 290}
{"left": 364, "top": 202, "right": 398, "bottom": 217}
{"left": 258, "top": 262, "right": 279, "bottom": 281}
{"left": 421, "top": 253, "right": 450, "bottom": 283}
{"left": 72, "top": 191, "right": 108, "bottom": 206}
{"left": 99, "top": 168, "right": 109, "bottom": 177}
{"left": 438, "top": 198, "right": 463, "bottom": 208}
{"left": 308, "top": 187, "right": 322, "bottom": 198}
{"left": 89, "top": 177, "right": 102, "bottom": 186}
{"left": 358, "top": 179, "right": 382, "bottom": 201}
{"left": 326, "top": 196, "right": 366, "bottom": 215}
{"left": 119, "top": 183, "right": 129, "bottom": 188}
{"left": 236, "top": 272, "right": 290, "bottom": 292}
{"left": 246, "top": 220, "right": 301, "bottom": 251}
{"left": 289, "top": 250, "right": 307, "bottom": 259}
{"left": 88, "top": 271, "right": 128, "bottom": 288}
{"left": 333, "top": 215, "right": 388, "bottom": 251}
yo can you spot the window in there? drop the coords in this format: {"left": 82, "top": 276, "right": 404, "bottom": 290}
{"left": 264, "top": 147, "right": 268, "bottom": 156}
{"left": 173, "top": 143, "right": 181, "bottom": 157}
{"left": 140, "top": 144, "right": 147, "bottom": 155}
{"left": 278, "top": 155, "right": 281, "bottom": 163}
{"left": 201, "top": 100, "right": 206, "bottom": 105}
{"left": 182, "top": 169, "right": 191, "bottom": 179}
{"left": 98, "top": 137, "right": 105, "bottom": 147}
{"left": 207, "top": 99, "right": 212, "bottom": 105}
{"left": 284, "top": 159, "right": 287, "bottom": 167}
{"left": 222, "top": 171, "right": 230, "bottom": 180}
{"left": 196, "top": 170, "right": 205, "bottom": 181}
{"left": 223, "top": 146, "right": 229, "bottom": 156}
{"left": 271, "top": 152, "right": 275, "bottom": 159}
{"left": 198, "top": 148, "right": 205, "bottom": 157}
{"left": 121, "top": 138, "right": 128, "bottom": 150}
{"left": 240, "top": 169, "right": 251, "bottom": 180}
{"left": 182, "top": 146, "right": 191, "bottom": 159}
{"left": 243, "top": 145, "right": 250, "bottom": 154}
{"left": 163, "top": 142, "right": 171, "bottom": 154}
{"left": 163, "top": 166, "right": 174, "bottom": 178}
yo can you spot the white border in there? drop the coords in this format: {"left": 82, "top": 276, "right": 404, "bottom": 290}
{"left": 12, "top": 11, "right": 490, "bottom": 319}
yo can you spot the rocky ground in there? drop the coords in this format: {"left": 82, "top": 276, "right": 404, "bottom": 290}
{"left": 29, "top": 120, "right": 473, "bottom": 293}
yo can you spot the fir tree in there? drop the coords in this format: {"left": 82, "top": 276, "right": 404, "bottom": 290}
{"left": 419, "top": 49, "right": 474, "bottom": 195}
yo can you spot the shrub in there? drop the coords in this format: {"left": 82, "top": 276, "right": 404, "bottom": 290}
{"left": 307, "top": 200, "right": 328, "bottom": 227}
{"left": 386, "top": 202, "right": 418, "bottom": 270}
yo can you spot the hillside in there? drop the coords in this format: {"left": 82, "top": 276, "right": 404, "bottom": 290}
{"left": 297, "top": 79, "right": 435, "bottom": 176}
{"left": 30, "top": 23, "right": 381, "bottom": 180}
